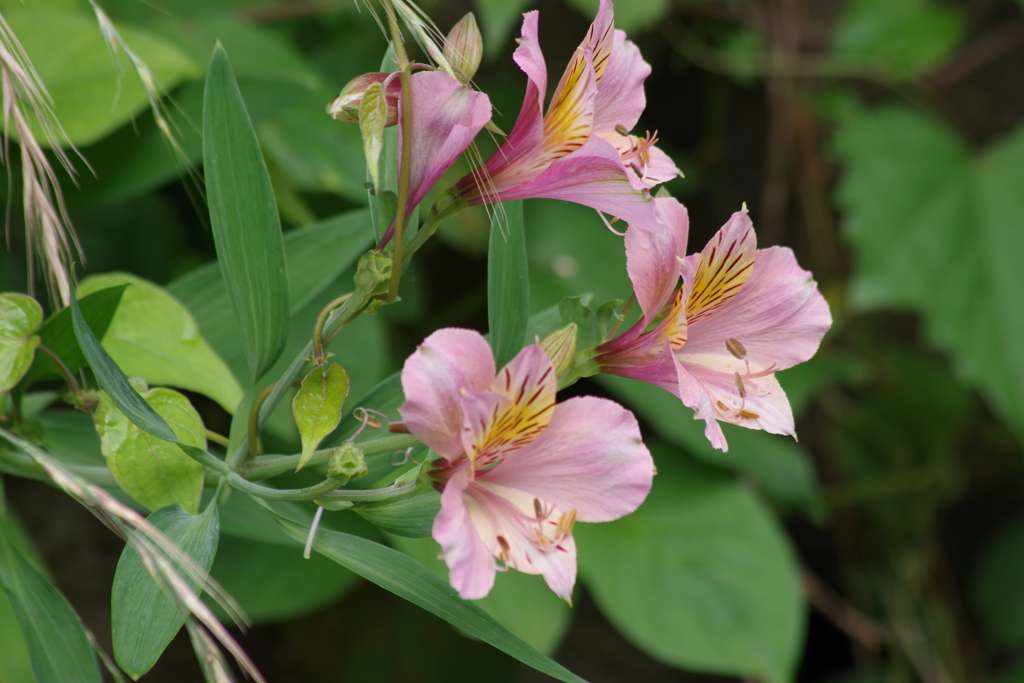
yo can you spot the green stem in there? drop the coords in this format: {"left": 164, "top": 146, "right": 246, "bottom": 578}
{"left": 244, "top": 434, "right": 420, "bottom": 481}
{"left": 312, "top": 293, "right": 353, "bottom": 365}
{"left": 384, "top": 63, "right": 415, "bottom": 303}
{"left": 402, "top": 207, "right": 446, "bottom": 262}
{"left": 36, "top": 343, "right": 83, "bottom": 399}
{"left": 380, "top": 0, "right": 409, "bottom": 69}
{"left": 243, "top": 382, "right": 276, "bottom": 468}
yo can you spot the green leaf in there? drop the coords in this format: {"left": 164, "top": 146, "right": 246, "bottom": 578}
{"left": 272, "top": 515, "right": 588, "bottom": 683}
{"left": 0, "top": 524, "right": 102, "bottom": 683}
{"left": 833, "top": 0, "right": 964, "bottom": 78}
{"left": 355, "top": 488, "right": 440, "bottom": 538}
{"left": 21, "top": 285, "right": 127, "bottom": 388}
{"left": 70, "top": 291, "right": 176, "bottom": 442}
{"left": 205, "top": 535, "right": 356, "bottom": 623}
{"left": 78, "top": 273, "right": 243, "bottom": 413}
{"left": 203, "top": 44, "right": 290, "bottom": 381}
{"left": 3, "top": 8, "right": 199, "bottom": 146}
{"left": 0, "top": 512, "right": 40, "bottom": 683}
{"left": 577, "top": 449, "right": 804, "bottom": 683}
{"left": 488, "top": 200, "right": 529, "bottom": 368}
{"left": 834, "top": 106, "right": 1024, "bottom": 445}
{"left": 0, "top": 293, "right": 42, "bottom": 392}
{"left": 390, "top": 535, "right": 571, "bottom": 655}
{"left": 293, "top": 363, "right": 349, "bottom": 470}
{"left": 558, "top": 296, "right": 601, "bottom": 352}
{"left": 167, "top": 209, "right": 371, "bottom": 366}
{"left": 599, "top": 375, "right": 823, "bottom": 516}
{"left": 94, "top": 386, "right": 207, "bottom": 513}
{"left": 258, "top": 88, "right": 370, "bottom": 203}
{"left": 111, "top": 503, "right": 219, "bottom": 679}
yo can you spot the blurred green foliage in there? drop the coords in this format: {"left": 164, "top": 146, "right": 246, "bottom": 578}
{"left": 0, "top": 0, "right": 1022, "bottom": 681}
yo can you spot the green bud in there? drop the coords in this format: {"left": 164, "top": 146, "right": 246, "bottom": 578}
{"left": 539, "top": 323, "right": 578, "bottom": 379}
{"left": 328, "top": 441, "right": 368, "bottom": 481}
{"left": 354, "top": 251, "right": 393, "bottom": 298}
{"left": 359, "top": 82, "right": 388, "bottom": 192}
{"left": 444, "top": 13, "right": 483, "bottom": 84}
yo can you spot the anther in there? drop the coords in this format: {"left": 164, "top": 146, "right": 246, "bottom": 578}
{"left": 388, "top": 421, "right": 411, "bottom": 433}
{"left": 716, "top": 400, "right": 729, "bottom": 411}
{"left": 496, "top": 535, "right": 511, "bottom": 562}
{"left": 615, "top": 124, "right": 629, "bottom": 136}
{"left": 726, "top": 338, "right": 746, "bottom": 359}
{"left": 734, "top": 372, "right": 746, "bottom": 398}
{"left": 738, "top": 409, "right": 760, "bottom": 419}
{"left": 533, "top": 497, "right": 543, "bottom": 519}
{"left": 630, "top": 162, "right": 643, "bottom": 178}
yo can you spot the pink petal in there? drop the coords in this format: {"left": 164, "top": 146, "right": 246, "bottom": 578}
{"left": 593, "top": 29, "right": 650, "bottom": 133}
{"left": 459, "top": 344, "right": 556, "bottom": 471}
{"left": 433, "top": 470, "right": 496, "bottom": 600}
{"left": 625, "top": 196, "right": 688, "bottom": 324}
{"left": 495, "top": 134, "right": 659, "bottom": 230}
{"left": 684, "top": 246, "right": 832, "bottom": 371}
{"left": 626, "top": 222, "right": 678, "bottom": 324}
{"left": 400, "top": 328, "right": 495, "bottom": 461}
{"left": 399, "top": 71, "right": 492, "bottom": 212}
{"left": 483, "top": 396, "right": 654, "bottom": 523}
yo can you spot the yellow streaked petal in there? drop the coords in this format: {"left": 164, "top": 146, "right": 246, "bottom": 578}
{"left": 685, "top": 216, "right": 756, "bottom": 323}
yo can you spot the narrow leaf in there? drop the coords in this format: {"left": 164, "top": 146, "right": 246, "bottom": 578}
{"left": 167, "top": 209, "right": 371, "bottom": 365}
{"left": 355, "top": 488, "right": 440, "bottom": 538}
{"left": 0, "top": 532, "right": 102, "bottom": 683}
{"left": 488, "top": 200, "right": 529, "bottom": 367}
{"left": 112, "top": 504, "right": 219, "bottom": 679}
{"left": 293, "top": 363, "right": 349, "bottom": 470}
{"left": 203, "top": 44, "right": 290, "bottom": 380}
{"left": 272, "top": 516, "right": 588, "bottom": 683}
{"left": 22, "top": 285, "right": 127, "bottom": 388}
{"left": 70, "top": 293, "right": 175, "bottom": 441}
{"left": 0, "top": 293, "right": 42, "bottom": 392}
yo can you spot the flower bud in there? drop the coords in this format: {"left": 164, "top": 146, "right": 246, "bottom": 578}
{"left": 354, "top": 250, "right": 393, "bottom": 298}
{"left": 328, "top": 441, "right": 368, "bottom": 481}
{"left": 539, "top": 323, "right": 578, "bottom": 379}
{"left": 327, "top": 73, "right": 400, "bottom": 126}
{"left": 444, "top": 13, "right": 483, "bottom": 83}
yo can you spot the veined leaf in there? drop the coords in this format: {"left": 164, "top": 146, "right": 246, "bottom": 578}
{"left": 293, "top": 363, "right": 349, "bottom": 470}
{"left": 488, "top": 200, "right": 529, "bottom": 368}
{"left": 203, "top": 44, "right": 290, "bottom": 381}
{"left": 94, "top": 385, "right": 207, "bottom": 514}
{"left": 79, "top": 274, "right": 243, "bottom": 413}
{"left": 111, "top": 504, "right": 219, "bottom": 678}
{"left": 0, "top": 293, "right": 42, "bottom": 392}
{"left": 577, "top": 448, "right": 804, "bottom": 683}
{"left": 834, "top": 106, "right": 1024, "bottom": 446}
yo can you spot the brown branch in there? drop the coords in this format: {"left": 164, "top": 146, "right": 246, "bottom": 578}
{"left": 927, "top": 18, "right": 1024, "bottom": 88}
{"left": 802, "top": 567, "right": 889, "bottom": 651}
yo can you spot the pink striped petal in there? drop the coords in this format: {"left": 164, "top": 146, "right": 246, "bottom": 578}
{"left": 593, "top": 29, "right": 650, "bottom": 133}
{"left": 483, "top": 396, "right": 654, "bottom": 523}
{"left": 400, "top": 328, "right": 495, "bottom": 461}
{"left": 399, "top": 71, "right": 492, "bottom": 212}
{"left": 684, "top": 246, "right": 831, "bottom": 370}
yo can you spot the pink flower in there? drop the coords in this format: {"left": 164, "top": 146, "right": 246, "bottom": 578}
{"left": 596, "top": 201, "right": 832, "bottom": 451}
{"left": 371, "top": 70, "right": 491, "bottom": 247}
{"left": 449, "top": 0, "right": 679, "bottom": 230}
{"left": 400, "top": 328, "right": 654, "bottom": 601}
